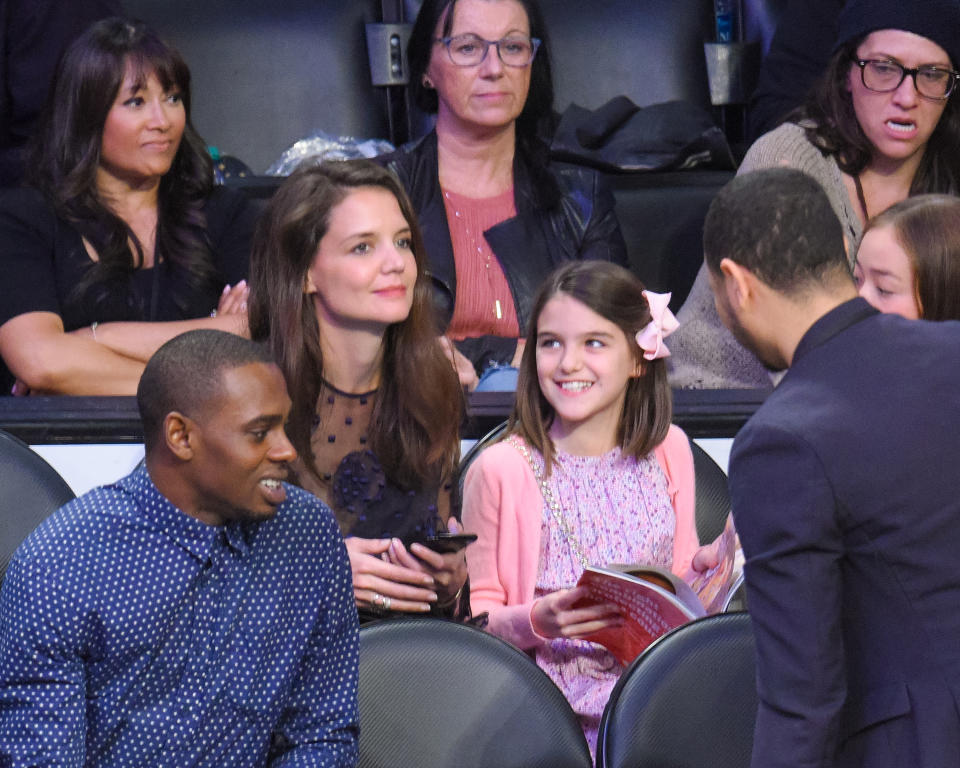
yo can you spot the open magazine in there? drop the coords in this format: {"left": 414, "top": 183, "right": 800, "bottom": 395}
{"left": 573, "top": 516, "right": 741, "bottom": 665}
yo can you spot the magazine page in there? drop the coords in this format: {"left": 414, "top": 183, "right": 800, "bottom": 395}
{"left": 687, "top": 514, "right": 738, "bottom": 614}
{"left": 575, "top": 566, "right": 704, "bottom": 665}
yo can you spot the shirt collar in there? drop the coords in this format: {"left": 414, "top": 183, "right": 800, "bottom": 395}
{"left": 118, "top": 465, "right": 253, "bottom": 562}
{"left": 792, "top": 297, "right": 878, "bottom": 365}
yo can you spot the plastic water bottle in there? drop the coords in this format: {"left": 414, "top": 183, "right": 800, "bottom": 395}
{"left": 208, "top": 145, "right": 225, "bottom": 185}
{"left": 714, "top": 0, "right": 737, "bottom": 42}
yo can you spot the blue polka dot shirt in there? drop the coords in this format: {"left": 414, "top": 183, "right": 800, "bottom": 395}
{"left": 0, "top": 465, "right": 359, "bottom": 767}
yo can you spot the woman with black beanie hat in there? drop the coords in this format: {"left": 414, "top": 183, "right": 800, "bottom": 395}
{"left": 669, "top": 0, "right": 960, "bottom": 389}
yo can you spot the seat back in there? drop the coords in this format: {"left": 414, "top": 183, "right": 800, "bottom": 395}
{"left": 609, "top": 170, "right": 734, "bottom": 310}
{"left": 597, "top": 612, "right": 758, "bottom": 768}
{"left": 0, "top": 430, "right": 75, "bottom": 583}
{"left": 457, "top": 420, "right": 509, "bottom": 501}
{"left": 690, "top": 439, "right": 731, "bottom": 543}
{"left": 358, "top": 617, "right": 592, "bottom": 768}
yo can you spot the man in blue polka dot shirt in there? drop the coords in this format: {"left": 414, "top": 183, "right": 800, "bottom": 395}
{"left": 0, "top": 330, "right": 359, "bottom": 766}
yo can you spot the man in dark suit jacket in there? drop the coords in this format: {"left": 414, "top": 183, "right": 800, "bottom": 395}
{"left": 704, "top": 168, "right": 960, "bottom": 768}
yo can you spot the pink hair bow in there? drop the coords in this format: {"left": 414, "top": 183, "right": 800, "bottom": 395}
{"left": 636, "top": 291, "right": 680, "bottom": 360}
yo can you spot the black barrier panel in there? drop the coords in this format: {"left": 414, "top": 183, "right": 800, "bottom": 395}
{"left": 0, "top": 389, "right": 768, "bottom": 445}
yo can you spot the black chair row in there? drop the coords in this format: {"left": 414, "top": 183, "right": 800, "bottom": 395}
{"left": 358, "top": 613, "right": 757, "bottom": 768}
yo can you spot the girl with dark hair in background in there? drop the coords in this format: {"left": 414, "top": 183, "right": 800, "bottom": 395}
{"left": 462, "top": 261, "right": 724, "bottom": 754}
{"left": 0, "top": 17, "right": 255, "bottom": 395}
{"left": 855, "top": 194, "right": 960, "bottom": 320}
{"left": 380, "top": 0, "right": 626, "bottom": 391}
{"left": 248, "top": 159, "right": 467, "bottom": 622}
{"left": 671, "top": 0, "right": 960, "bottom": 388}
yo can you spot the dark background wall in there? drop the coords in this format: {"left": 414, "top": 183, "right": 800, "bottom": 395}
{"left": 123, "top": 0, "right": 722, "bottom": 173}
{"left": 124, "top": 0, "right": 389, "bottom": 172}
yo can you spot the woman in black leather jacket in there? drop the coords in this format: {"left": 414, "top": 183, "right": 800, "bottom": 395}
{"left": 380, "top": 0, "right": 626, "bottom": 389}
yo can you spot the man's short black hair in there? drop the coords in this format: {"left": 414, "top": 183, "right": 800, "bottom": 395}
{"left": 703, "top": 168, "right": 850, "bottom": 293}
{"left": 137, "top": 330, "right": 276, "bottom": 451}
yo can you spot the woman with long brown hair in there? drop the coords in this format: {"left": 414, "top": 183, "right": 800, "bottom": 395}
{"left": 249, "top": 159, "right": 466, "bottom": 621}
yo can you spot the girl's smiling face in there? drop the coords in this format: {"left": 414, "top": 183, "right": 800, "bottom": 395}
{"left": 535, "top": 293, "right": 641, "bottom": 452}
{"left": 854, "top": 224, "right": 920, "bottom": 319}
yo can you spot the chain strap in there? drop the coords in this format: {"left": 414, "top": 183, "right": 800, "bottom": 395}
{"left": 509, "top": 436, "right": 590, "bottom": 570}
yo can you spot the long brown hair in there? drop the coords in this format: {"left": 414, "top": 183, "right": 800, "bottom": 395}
{"left": 248, "top": 160, "right": 462, "bottom": 488}
{"left": 861, "top": 194, "right": 960, "bottom": 321}
{"left": 509, "top": 261, "right": 672, "bottom": 476}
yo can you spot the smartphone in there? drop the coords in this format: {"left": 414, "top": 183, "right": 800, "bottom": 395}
{"left": 419, "top": 532, "right": 478, "bottom": 554}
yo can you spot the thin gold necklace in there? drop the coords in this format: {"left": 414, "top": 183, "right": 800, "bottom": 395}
{"left": 443, "top": 188, "right": 505, "bottom": 320}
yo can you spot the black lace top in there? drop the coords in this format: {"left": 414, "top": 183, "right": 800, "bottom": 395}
{"left": 292, "top": 381, "right": 453, "bottom": 544}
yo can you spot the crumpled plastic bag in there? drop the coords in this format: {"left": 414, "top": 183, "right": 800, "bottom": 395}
{"left": 266, "top": 132, "right": 395, "bottom": 176}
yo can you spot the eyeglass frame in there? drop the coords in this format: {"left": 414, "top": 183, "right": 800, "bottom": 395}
{"left": 434, "top": 34, "right": 542, "bottom": 68}
{"left": 851, "top": 57, "right": 960, "bottom": 100}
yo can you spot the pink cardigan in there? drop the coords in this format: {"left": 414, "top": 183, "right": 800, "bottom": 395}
{"left": 461, "top": 424, "right": 699, "bottom": 650}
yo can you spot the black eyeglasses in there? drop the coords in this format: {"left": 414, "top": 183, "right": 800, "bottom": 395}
{"left": 852, "top": 58, "right": 959, "bottom": 100}
{"left": 435, "top": 34, "right": 541, "bottom": 67}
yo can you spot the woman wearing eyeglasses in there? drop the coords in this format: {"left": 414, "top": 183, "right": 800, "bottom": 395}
{"left": 380, "top": 0, "right": 626, "bottom": 391}
{"left": 670, "top": 0, "right": 960, "bottom": 389}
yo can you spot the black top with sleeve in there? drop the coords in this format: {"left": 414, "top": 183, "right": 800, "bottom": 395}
{"left": 379, "top": 131, "right": 628, "bottom": 372}
{"left": 0, "top": 185, "right": 256, "bottom": 390}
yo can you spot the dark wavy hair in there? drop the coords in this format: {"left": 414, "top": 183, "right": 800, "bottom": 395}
{"left": 28, "top": 17, "right": 218, "bottom": 316}
{"left": 407, "top": 0, "right": 560, "bottom": 208}
{"left": 704, "top": 168, "right": 850, "bottom": 294}
{"left": 509, "top": 261, "right": 672, "bottom": 476}
{"left": 860, "top": 194, "right": 960, "bottom": 321}
{"left": 801, "top": 38, "right": 960, "bottom": 194}
{"left": 248, "top": 159, "right": 463, "bottom": 489}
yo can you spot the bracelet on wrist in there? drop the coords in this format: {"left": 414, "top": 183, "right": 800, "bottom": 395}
{"left": 437, "top": 584, "right": 464, "bottom": 610}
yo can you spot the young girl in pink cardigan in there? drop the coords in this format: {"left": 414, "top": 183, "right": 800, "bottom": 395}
{"left": 462, "top": 261, "right": 723, "bottom": 754}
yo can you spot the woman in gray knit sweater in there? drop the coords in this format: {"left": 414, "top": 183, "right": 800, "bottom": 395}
{"left": 670, "top": 0, "right": 960, "bottom": 389}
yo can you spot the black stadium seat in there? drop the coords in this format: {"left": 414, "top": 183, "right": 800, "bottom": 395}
{"left": 358, "top": 617, "right": 592, "bottom": 768}
{"left": 597, "top": 612, "right": 758, "bottom": 768}
{"left": 0, "top": 429, "right": 75, "bottom": 584}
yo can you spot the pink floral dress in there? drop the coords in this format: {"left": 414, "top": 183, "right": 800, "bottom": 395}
{"left": 529, "top": 444, "right": 676, "bottom": 756}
